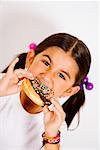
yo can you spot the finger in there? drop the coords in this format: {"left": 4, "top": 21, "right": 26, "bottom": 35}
{"left": 17, "top": 84, "right": 22, "bottom": 92}
{"left": 9, "top": 84, "right": 22, "bottom": 94}
{"left": 7, "top": 57, "right": 19, "bottom": 74}
{"left": 50, "top": 98, "right": 64, "bottom": 113}
{"left": 14, "top": 68, "right": 34, "bottom": 80}
{"left": 53, "top": 107, "right": 61, "bottom": 116}
{"left": 43, "top": 105, "right": 50, "bottom": 114}
{"left": 53, "top": 106, "right": 66, "bottom": 122}
{"left": 51, "top": 98, "right": 66, "bottom": 120}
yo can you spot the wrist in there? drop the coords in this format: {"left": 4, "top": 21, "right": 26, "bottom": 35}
{"left": 42, "top": 130, "right": 61, "bottom": 145}
{"left": 45, "top": 129, "right": 59, "bottom": 137}
{"left": 45, "top": 131, "right": 58, "bottom": 137}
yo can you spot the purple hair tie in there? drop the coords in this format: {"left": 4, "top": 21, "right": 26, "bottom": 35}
{"left": 29, "top": 42, "right": 37, "bottom": 51}
{"left": 80, "top": 76, "right": 93, "bottom": 90}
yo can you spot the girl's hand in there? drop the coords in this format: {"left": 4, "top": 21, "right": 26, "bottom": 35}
{"left": 43, "top": 98, "right": 66, "bottom": 137}
{"left": 0, "top": 58, "right": 33, "bottom": 96}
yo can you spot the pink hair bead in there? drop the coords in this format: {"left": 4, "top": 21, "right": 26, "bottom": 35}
{"left": 29, "top": 42, "right": 37, "bottom": 51}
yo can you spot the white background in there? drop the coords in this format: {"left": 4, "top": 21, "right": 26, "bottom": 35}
{"left": 0, "top": 1, "right": 99, "bottom": 150}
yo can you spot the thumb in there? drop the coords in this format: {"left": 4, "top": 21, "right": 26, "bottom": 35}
{"left": 43, "top": 105, "right": 49, "bottom": 114}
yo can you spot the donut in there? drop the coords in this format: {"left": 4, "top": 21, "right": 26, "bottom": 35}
{"left": 22, "top": 79, "right": 44, "bottom": 106}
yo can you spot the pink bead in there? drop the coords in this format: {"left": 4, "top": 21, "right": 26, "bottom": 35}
{"left": 29, "top": 43, "right": 37, "bottom": 51}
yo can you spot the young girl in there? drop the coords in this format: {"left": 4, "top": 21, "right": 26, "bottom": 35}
{"left": 0, "top": 33, "right": 93, "bottom": 150}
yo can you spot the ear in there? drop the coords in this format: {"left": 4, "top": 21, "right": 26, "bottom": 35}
{"left": 25, "top": 51, "right": 35, "bottom": 68}
{"left": 62, "top": 86, "right": 80, "bottom": 97}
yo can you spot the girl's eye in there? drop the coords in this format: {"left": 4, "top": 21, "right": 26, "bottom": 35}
{"left": 58, "top": 73, "right": 66, "bottom": 80}
{"left": 42, "top": 60, "right": 50, "bottom": 67}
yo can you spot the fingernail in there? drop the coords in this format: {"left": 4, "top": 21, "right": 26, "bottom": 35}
{"left": 25, "top": 68, "right": 28, "bottom": 71}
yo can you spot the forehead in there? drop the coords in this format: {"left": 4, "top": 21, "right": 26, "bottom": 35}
{"left": 37, "top": 46, "right": 79, "bottom": 79}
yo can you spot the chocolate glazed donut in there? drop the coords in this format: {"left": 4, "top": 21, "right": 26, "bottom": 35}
{"left": 22, "top": 78, "right": 53, "bottom": 107}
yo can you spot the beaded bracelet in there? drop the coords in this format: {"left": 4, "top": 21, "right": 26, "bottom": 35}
{"left": 42, "top": 131, "right": 61, "bottom": 144}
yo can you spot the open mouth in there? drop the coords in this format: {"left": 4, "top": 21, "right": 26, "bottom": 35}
{"left": 30, "top": 78, "right": 54, "bottom": 106}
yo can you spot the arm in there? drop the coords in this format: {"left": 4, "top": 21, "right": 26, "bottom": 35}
{"left": 43, "top": 98, "right": 66, "bottom": 150}
{"left": 44, "top": 143, "right": 60, "bottom": 150}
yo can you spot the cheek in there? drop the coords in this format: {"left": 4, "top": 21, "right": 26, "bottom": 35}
{"left": 28, "top": 62, "right": 44, "bottom": 76}
{"left": 53, "top": 80, "right": 67, "bottom": 97}
{"left": 53, "top": 80, "right": 73, "bottom": 97}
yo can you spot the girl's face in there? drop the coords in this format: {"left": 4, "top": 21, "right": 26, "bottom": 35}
{"left": 27, "top": 46, "right": 80, "bottom": 98}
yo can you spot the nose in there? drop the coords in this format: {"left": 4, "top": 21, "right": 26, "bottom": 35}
{"left": 37, "top": 70, "right": 54, "bottom": 89}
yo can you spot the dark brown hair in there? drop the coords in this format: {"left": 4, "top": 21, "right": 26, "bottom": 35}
{"left": 2, "top": 33, "right": 91, "bottom": 128}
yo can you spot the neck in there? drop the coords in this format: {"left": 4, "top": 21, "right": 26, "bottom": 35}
{"left": 20, "top": 90, "right": 43, "bottom": 114}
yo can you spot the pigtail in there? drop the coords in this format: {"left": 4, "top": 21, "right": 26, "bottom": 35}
{"left": 62, "top": 88, "right": 85, "bottom": 128}
{"left": 2, "top": 53, "right": 27, "bottom": 73}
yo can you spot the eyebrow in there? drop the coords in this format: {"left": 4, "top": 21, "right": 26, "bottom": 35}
{"left": 42, "top": 55, "right": 52, "bottom": 63}
{"left": 42, "top": 54, "right": 71, "bottom": 79}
